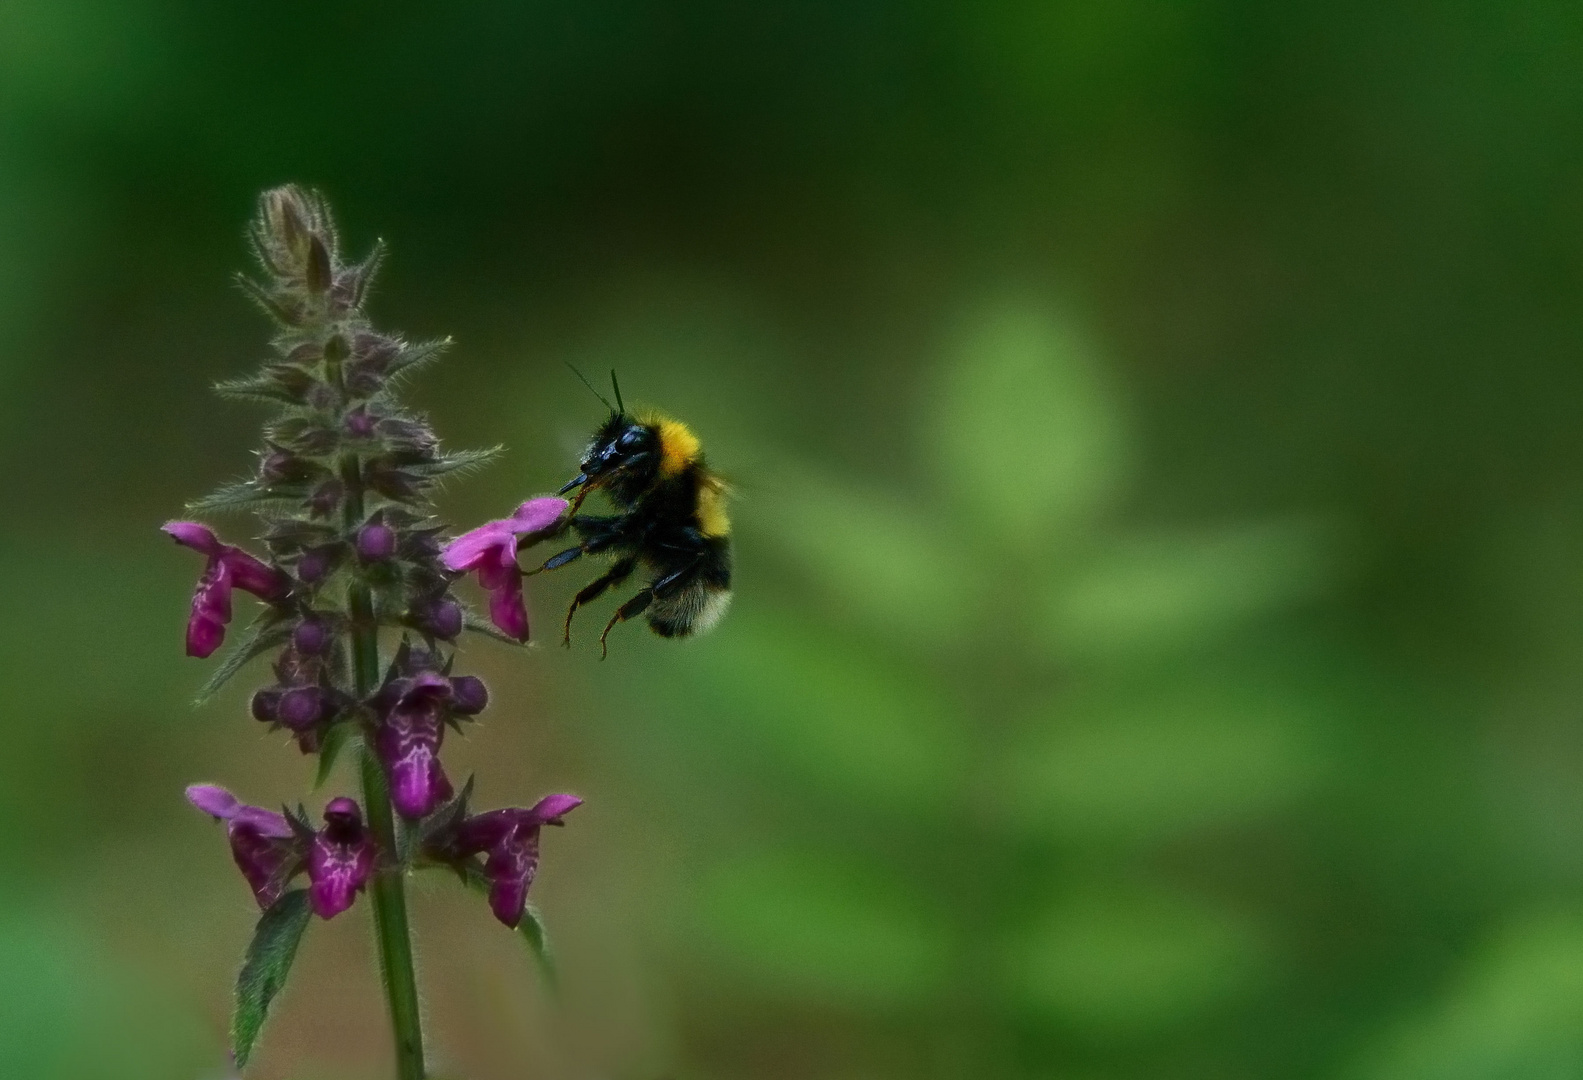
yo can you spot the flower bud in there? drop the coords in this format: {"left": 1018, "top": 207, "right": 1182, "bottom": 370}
{"left": 451, "top": 675, "right": 489, "bottom": 716}
{"left": 364, "top": 458, "right": 422, "bottom": 500}
{"left": 357, "top": 522, "right": 397, "bottom": 563}
{"left": 413, "top": 596, "right": 463, "bottom": 640}
{"left": 296, "top": 545, "right": 337, "bottom": 584}
{"left": 344, "top": 406, "right": 377, "bottom": 439}
{"left": 292, "top": 617, "right": 331, "bottom": 655}
{"left": 260, "top": 449, "right": 315, "bottom": 487}
{"left": 251, "top": 688, "right": 282, "bottom": 723}
{"left": 308, "top": 479, "right": 344, "bottom": 518}
{"left": 277, "top": 686, "right": 325, "bottom": 731}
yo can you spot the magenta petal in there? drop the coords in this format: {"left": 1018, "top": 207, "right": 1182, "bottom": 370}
{"left": 232, "top": 805, "right": 293, "bottom": 838}
{"left": 186, "top": 611, "right": 226, "bottom": 659}
{"left": 186, "top": 784, "right": 240, "bottom": 819}
{"left": 222, "top": 548, "right": 288, "bottom": 600}
{"left": 228, "top": 821, "right": 297, "bottom": 909}
{"left": 186, "top": 557, "right": 234, "bottom": 658}
{"left": 484, "top": 828, "right": 541, "bottom": 928}
{"left": 307, "top": 834, "right": 376, "bottom": 920}
{"left": 440, "top": 521, "right": 514, "bottom": 573}
{"left": 527, "top": 793, "right": 583, "bottom": 824}
{"left": 163, "top": 521, "right": 221, "bottom": 554}
{"left": 376, "top": 705, "right": 453, "bottom": 820}
{"left": 487, "top": 569, "right": 530, "bottom": 642}
{"left": 509, "top": 497, "right": 568, "bottom": 536}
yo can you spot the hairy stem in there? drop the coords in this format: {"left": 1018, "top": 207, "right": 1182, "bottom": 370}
{"left": 346, "top": 458, "right": 427, "bottom": 1080}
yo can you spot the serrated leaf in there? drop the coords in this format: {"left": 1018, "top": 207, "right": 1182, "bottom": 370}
{"left": 212, "top": 375, "right": 297, "bottom": 406}
{"left": 408, "top": 446, "right": 503, "bottom": 480}
{"left": 386, "top": 337, "right": 452, "bottom": 381}
{"left": 195, "top": 616, "right": 290, "bottom": 704}
{"left": 517, "top": 904, "right": 558, "bottom": 990}
{"left": 235, "top": 274, "right": 297, "bottom": 327}
{"left": 460, "top": 863, "right": 558, "bottom": 991}
{"left": 232, "top": 889, "right": 313, "bottom": 1069}
{"left": 186, "top": 480, "right": 305, "bottom": 516}
{"left": 313, "top": 724, "right": 357, "bottom": 789}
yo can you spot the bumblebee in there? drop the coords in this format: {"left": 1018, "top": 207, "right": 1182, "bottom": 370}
{"left": 535, "top": 372, "right": 732, "bottom": 656}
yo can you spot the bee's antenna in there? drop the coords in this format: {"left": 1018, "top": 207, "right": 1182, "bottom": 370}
{"left": 610, "top": 369, "right": 626, "bottom": 416}
{"left": 565, "top": 362, "right": 615, "bottom": 412}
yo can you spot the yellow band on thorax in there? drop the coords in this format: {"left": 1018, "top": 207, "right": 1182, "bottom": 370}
{"left": 655, "top": 418, "right": 701, "bottom": 477}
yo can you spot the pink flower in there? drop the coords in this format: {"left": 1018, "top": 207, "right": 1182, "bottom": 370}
{"left": 440, "top": 498, "right": 567, "bottom": 642}
{"left": 430, "top": 794, "right": 582, "bottom": 927}
{"left": 374, "top": 672, "right": 455, "bottom": 820}
{"left": 186, "top": 784, "right": 298, "bottom": 910}
{"left": 188, "top": 784, "right": 378, "bottom": 920}
{"left": 163, "top": 522, "right": 289, "bottom": 658}
{"left": 307, "top": 798, "right": 378, "bottom": 919}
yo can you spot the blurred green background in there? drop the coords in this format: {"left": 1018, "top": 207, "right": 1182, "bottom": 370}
{"left": 5, "top": 1, "right": 1583, "bottom": 1077}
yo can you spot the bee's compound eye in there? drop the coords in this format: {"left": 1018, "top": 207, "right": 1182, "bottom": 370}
{"left": 618, "top": 428, "right": 648, "bottom": 449}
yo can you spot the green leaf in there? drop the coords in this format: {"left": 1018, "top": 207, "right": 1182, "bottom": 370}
{"left": 186, "top": 480, "right": 303, "bottom": 516}
{"left": 232, "top": 889, "right": 313, "bottom": 1069}
{"left": 653, "top": 613, "right": 964, "bottom": 812}
{"left": 408, "top": 446, "right": 504, "bottom": 480}
{"left": 1043, "top": 519, "right": 1336, "bottom": 659}
{"left": 517, "top": 904, "right": 558, "bottom": 991}
{"left": 929, "top": 297, "right": 1128, "bottom": 546}
{"left": 212, "top": 375, "right": 296, "bottom": 406}
{"left": 689, "top": 852, "right": 950, "bottom": 1008}
{"left": 313, "top": 723, "right": 357, "bottom": 789}
{"left": 1000, "top": 677, "right": 1332, "bottom": 843}
{"left": 1001, "top": 882, "right": 1267, "bottom": 1036}
{"left": 460, "top": 864, "right": 558, "bottom": 990}
{"left": 750, "top": 466, "right": 977, "bottom": 646}
{"left": 385, "top": 337, "right": 452, "bottom": 381}
{"left": 195, "top": 616, "right": 290, "bottom": 704}
{"left": 1347, "top": 911, "right": 1583, "bottom": 1080}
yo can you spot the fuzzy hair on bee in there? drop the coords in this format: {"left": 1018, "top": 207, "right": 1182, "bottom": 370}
{"left": 532, "top": 369, "right": 733, "bottom": 656}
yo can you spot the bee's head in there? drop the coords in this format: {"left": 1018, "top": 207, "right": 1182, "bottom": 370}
{"left": 567, "top": 414, "right": 659, "bottom": 488}
{"left": 558, "top": 368, "right": 662, "bottom": 497}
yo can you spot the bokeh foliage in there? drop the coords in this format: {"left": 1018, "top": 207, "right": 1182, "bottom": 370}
{"left": 4, "top": 1, "right": 1583, "bottom": 1078}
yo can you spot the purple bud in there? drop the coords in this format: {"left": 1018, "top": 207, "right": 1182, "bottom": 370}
{"left": 415, "top": 596, "right": 463, "bottom": 640}
{"left": 357, "top": 522, "right": 397, "bottom": 562}
{"left": 323, "top": 797, "right": 362, "bottom": 833}
{"left": 277, "top": 687, "right": 325, "bottom": 730}
{"left": 251, "top": 688, "right": 282, "bottom": 723}
{"left": 292, "top": 618, "right": 331, "bottom": 655}
{"left": 308, "top": 479, "right": 344, "bottom": 518}
{"left": 344, "top": 406, "right": 377, "bottom": 439}
{"left": 260, "top": 449, "right": 311, "bottom": 486}
{"left": 296, "top": 546, "right": 336, "bottom": 584}
{"left": 450, "top": 675, "right": 488, "bottom": 715}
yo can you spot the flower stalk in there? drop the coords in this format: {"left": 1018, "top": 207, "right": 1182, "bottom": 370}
{"left": 170, "top": 186, "right": 578, "bottom": 1076}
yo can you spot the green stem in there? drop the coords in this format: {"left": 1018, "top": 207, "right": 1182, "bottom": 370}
{"left": 345, "top": 458, "right": 427, "bottom": 1080}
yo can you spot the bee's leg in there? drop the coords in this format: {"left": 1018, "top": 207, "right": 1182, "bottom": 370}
{"left": 527, "top": 545, "right": 584, "bottom": 575}
{"left": 599, "top": 588, "right": 654, "bottom": 659}
{"left": 566, "top": 485, "right": 593, "bottom": 519}
{"left": 563, "top": 557, "right": 636, "bottom": 646}
{"left": 651, "top": 559, "right": 702, "bottom": 598}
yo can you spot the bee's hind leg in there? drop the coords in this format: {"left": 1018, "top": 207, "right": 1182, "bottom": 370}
{"left": 598, "top": 588, "right": 654, "bottom": 659}
{"left": 564, "top": 557, "right": 636, "bottom": 646}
